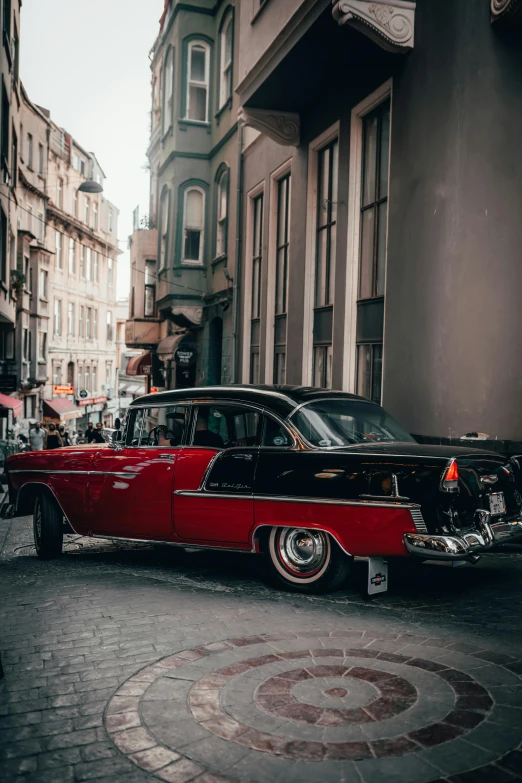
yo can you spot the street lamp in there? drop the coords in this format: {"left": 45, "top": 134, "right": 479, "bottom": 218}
{"left": 78, "top": 180, "right": 103, "bottom": 194}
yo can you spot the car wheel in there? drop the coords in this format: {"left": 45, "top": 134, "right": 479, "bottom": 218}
{"left": 264, "top": 527, "right": 351, "bottom": 594}
{"left": 33, "top": 493, "right": 63, "bottom": 560}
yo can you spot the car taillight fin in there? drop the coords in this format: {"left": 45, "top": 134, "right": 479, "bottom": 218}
{"left": 441, "top": 459, "right": 459, "bottom": 492}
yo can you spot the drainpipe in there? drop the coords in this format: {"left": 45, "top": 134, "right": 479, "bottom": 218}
{"left": 230, "top": 123, "right": 244, "bottom": 384}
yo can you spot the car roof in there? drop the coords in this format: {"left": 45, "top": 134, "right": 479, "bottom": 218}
{"left": 128, "top": 385, "right": 373, "bottom": 418}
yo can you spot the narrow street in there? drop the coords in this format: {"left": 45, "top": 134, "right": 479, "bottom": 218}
{"left": 1, "top": 518, "right": 522, "bottom": 783}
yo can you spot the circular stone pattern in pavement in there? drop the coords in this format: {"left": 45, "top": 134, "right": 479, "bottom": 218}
{"left": 104, "top": 630, "right": 522, "bottom": 783}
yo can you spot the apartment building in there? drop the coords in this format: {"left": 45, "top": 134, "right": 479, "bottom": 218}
{"left": 235, "top": 0, "right": 522, "bottom": 441}
{"left": 125, "top": 0, "right": 240, "bottom": 390}
{"left": 43, "top": 115, "right": 120, "bottom": 428}
{"left": 16, "top": 85, "right": 51, "bottom": 422}
{"left": 0, "top": 0, "right": 21, "bottom": 434}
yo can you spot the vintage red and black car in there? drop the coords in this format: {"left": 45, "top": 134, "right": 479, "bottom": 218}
{"left": 4, "top": 386, "right": 522, "bottom": 594}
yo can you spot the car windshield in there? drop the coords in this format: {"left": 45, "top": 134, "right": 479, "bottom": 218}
{"left": 290, "top": 399, "right": 415, "bottom": 447}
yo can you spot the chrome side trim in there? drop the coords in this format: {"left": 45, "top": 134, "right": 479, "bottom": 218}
{"left": 9, "top": 470, "right": 137, "bottom": 478}
{"left": 94, "top": 534, "right": 252, "bottom": 554}
{"left": 175, "top": 490, "right": 252, "bottom": 501}
{"left": 253, "top": 494, "right": 419, "bottom": 510}
{"left": 174, "top": 489, "right": 418, "bottom": 510}
{"left": 9, "top": 470, "right": 92, "bottom": 475}
{"left": 250, "top": 523, "right": 353, "bottom": 558}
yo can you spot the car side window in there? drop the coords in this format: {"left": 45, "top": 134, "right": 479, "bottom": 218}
{"left": 190, "top": 405, "right": 260, "bottom": 449}
{"left": 141, "top": 406, "right": 189, "bottom": 447}
{"left": 127, "top": 408, "right": 145, "bottom": 446}
{"left": 261, "top": 415, "right": 292, "bottom": 448}
{"left": 126, "top": 406, "right": 188, "bottom": 447}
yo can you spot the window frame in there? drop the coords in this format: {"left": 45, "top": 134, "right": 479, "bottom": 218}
{"left": 218, "top": 10, "right": 234, "bottom": 111}
{"left": 215, "top": 165, "right": 229, "bottom": 259}
{"left": 303, "top": 121, "right": 340, "bottom": 387}
{"left": 162, "top": 46, "right": 175, "bottom": 137}
{"left": 343, "top": 79, "right": 392, "bottom": 396}
{"left": 241, "top": 182, "right": 264, "bottom": 384}
{"left": 265, "top": 162, "right": 291, "bottom": 384}
{"left": 182, "top": 185, "right": 206, "bottom": 266}
{"left": 158, "top": 187, "right": 171, "bottom": 271}
{"left": 185, "top": 39, "right": 211, "bottom": 124}
{"left": 188, "top": 401, "right": 263, "bottom": 451}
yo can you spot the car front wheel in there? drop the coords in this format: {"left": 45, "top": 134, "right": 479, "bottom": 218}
{"left": 264, "top": 527, "right": 351, "bottom": 594}
{"left": 34, "top": 493, "right": 63, "bottom": 560}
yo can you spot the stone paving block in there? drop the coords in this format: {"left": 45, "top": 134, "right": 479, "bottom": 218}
{"left": 72, "top": 756, "right": 136, "bottom": 780}
{"left": 0, "top": 738, "right": 45, "bottom": 759}
{"left": 80, "top": 741, "right": 119, "bottom": 762}
{"left": 46, "top": 728, "right": 98, "bottom": 750}
{"left": 150, "top": 756, "right": 204, "bottom": 782}
{"left": 129, "top": 746, "right": 181, "bottom": 772}
{"left": 37, "top": 747, "right": 83, "bottom": 769}
{"left": 183, "top": 734, "right": 252, "bottom": 769}
{"left": 0, "top": 755, "right": 38, "bottom": 776}
{"left": 418, "top": 738, "right": 497, "bottom": 775}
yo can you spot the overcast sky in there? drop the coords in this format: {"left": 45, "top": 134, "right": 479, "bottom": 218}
{"left": 20, "top": 0, "right": 165, "bottom": 299}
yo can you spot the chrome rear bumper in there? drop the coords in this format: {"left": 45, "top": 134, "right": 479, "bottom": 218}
{"left": 404, "top": 510, "right": 522, "bottom": 560}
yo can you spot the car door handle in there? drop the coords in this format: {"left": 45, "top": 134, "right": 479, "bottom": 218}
{"left": 157, "top": 454, "right": 175, "bottom": 461}
{"left": 233, "top": 454, "right": 253, "bottom": 461}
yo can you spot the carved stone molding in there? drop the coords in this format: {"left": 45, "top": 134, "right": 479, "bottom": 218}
{"left": 332, "top": 0, "right": 416, "bottom": 52}
{"left": 238, "top": 108, "right": 300, "bottom": 147}
{"left": 491, "top": 0, "right": 522, "bottom": 22}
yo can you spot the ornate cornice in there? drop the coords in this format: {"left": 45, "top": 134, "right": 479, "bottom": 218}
{"left": 238, "top": 108, "right": 300, "bottom": 147}
{"left": 491, "top": 0, "right": 522, "bottom": 22}
{"left": 332, "top": 0, "right": 416, "bottom": 52}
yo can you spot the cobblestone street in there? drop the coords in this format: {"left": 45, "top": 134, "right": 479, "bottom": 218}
{"left": 1, "top": 517, "right": 522, "bottom": 783}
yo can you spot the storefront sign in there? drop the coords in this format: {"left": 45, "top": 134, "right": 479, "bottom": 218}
{"left": 174, "top": 340, "right": 197, "bottom": 366}
{"left": 78, "top": 389, "right": 89, "bottom": 399}
{"left": 77, "top": 395, "right": 107, "bottom": 407}
{"left": 53, "top": 385, "right": 74, "bottom": 395}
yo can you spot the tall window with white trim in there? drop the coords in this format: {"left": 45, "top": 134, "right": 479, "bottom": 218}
{"left": 216, "top": 169, "right": 228, "bottom": 257}
{"left": 219, "top": 14, "right": 233, "bottom": 109}
{"left": 250, "top": 193, "right": 263, "bottom": 384}
{"left": 355, "top": 99, "right": 390, "bottom": 404}
{"left": 312, "top": 138, "right": 338, "bottom": 389}
{"left": 162, "top": 47, "right": 174, "bottom": 135}
{"left": 186, "top": 41, "right": 209, "bottom": 123}
{"left": 183, "top": 187, "right": 204, "bottom": 264}
{"left": 55, "top": 231, "right": 62, "bottom": 270}
{"left": 159, "top": 188, "right": 170, "bottom": 270}
{"left": 68, "top": 238, "right": 75, "bottom": 275}
{"left": 274, "top": 174, "right": 290, "bottom": 384}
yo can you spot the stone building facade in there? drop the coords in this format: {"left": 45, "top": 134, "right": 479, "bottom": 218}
{"left": 235, "top": 0, "right": 522, "bottom": 440}
{"left": 43, "top": 117, "right": 120, "bottom": 428}
{"left": 126, "top": 0, "right": 240, "bottom": 390}
{"left": 0, "top": 0, "right": 21, "bottom": 435}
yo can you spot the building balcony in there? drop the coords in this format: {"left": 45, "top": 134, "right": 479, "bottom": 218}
{"left": 125, "top": 318, "right": 160, "bottom": 348}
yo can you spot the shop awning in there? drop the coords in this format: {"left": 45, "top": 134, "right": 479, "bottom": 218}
{"left": 0, "top": 394, "right": 23, "bottom": 418}
{"left": 157, "top": 333, "right": 187, "bottom": 358}
{"left": 43, "top": 399, "right": 82, "bottom": 421}
{"left": 126, "top": 351, "right": 151, "bottom": 376}
{"left": 119, "top": 382, "right": 145, "bottom": 396}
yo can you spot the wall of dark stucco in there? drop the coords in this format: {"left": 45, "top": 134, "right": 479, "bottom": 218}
{"left": 385, "top": 0, "right": 522, "bottom": 439}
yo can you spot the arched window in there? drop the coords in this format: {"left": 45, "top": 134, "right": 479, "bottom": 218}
{"left": 186, "top": 41, "right": 209, "bottom": 122}
{"left": 183, "top": 187, "right": 205, "bottom": 264}
{"left": 159, "top": 188, "right": 171, "bottom": 270}
{"left": 216, "top": 168, "right": 228, "bottom": 257}
{"left": 162, "top": 47, "right": 174, "bottom": 135}
{"left": 219, "top": 12, "right": 234, "bottom": 109}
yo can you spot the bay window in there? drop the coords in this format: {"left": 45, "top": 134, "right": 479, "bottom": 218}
{"left": 159, "top": 187, "right": 170, "bottom": 270}
{"left": 219, "top": 14, "right": 233, "bottom": 109}
{"left": 162, "top": 47, "right": 174, "bottom": 135}
{"left": 183, "top": 187, "right": 205, "bottom": 264}
{"left": 186, "top": 41, "right": 209, "bottom": 123}
{"left": 216, "top": 169, "right": 228, "bottom": 257}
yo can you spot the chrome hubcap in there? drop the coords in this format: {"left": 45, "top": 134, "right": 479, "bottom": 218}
{"left": 278, "top": 528, "right": 327, "bottom": 575}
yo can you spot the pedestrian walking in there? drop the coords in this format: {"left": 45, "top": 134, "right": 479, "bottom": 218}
{"left": 59, "top": 426, "right": 71, "bottom": 447}
{"left": 85, "top": 422, "right": 96, "bottom": 443}
{"left": 92, "top": 422, "right": 105, "bottom": 444}
{"left": 29, "top": 421, "right": 46, "bottom": 452}
{"left": 44, "top": 423, "right": 63, "bottom": 450}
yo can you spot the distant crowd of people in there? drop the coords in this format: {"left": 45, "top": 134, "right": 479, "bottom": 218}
{"left": 27, "top": 421, "right": 106, "bottom": 451}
